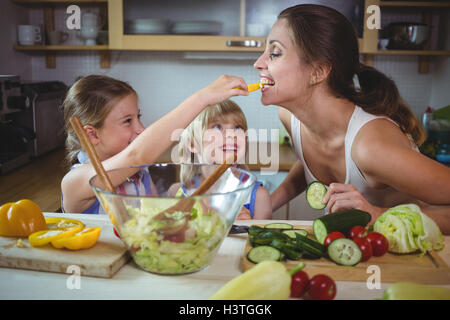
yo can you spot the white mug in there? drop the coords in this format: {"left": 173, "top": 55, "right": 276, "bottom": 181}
{"left": 17, "top": 25, "right": 42, "bottom": 45}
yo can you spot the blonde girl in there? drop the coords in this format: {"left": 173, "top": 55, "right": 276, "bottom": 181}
{"left": 61, "top": 74, "right": 249, "bottom": 213}
{"left": 174, "top": 100, "right": 272, "bottom": 220}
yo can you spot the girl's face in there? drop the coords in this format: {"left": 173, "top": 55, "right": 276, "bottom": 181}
{"left": 96, "top": 93, "right": 145, "bottom": 160}
{"left": 254, "top": 18, "right": 310, "bottom": 108}
{"left": 200, "top": 114, "right": 246, "bottom": 165}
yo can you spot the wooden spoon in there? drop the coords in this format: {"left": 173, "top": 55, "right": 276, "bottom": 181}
{"left": 154, "top": 153, "right": 237, "bottom": 236}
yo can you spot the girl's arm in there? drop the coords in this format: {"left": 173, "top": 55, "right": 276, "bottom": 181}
{"left": 62, "top": 75, "right": 248, "bottom": 213}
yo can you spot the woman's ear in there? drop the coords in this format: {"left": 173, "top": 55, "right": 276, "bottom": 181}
{"left": 83, "top": 125, "right": 100, "bottom": 145}
{"left": 310, "top": 63, "right": 332, "bottom": 86}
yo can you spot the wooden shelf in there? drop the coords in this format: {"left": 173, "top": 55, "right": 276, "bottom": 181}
{"left": 378, "top": 1, "right": 450, "bottom": 7}
{"left": 14, "top": 45, "right": 109, "bottom": 50}
{"left": 13, "top": 0, "right": 107, "bottom": 3}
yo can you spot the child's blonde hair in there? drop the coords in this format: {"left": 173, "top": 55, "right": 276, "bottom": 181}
{"left": 62, "top": 75, "right": 136, "bottom": 165}
{"left": 178, "top": 100, "right": 248, "bottom": 185}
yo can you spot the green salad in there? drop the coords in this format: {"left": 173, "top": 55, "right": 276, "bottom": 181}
{"left": 119, "top": 198, "right": 227, "bottom": 274}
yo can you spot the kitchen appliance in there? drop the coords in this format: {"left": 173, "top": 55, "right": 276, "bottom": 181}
{"left": 10, "top": 81, "right": 67, "bottom": 158}
{"left": 387, "top": 22, "right": 430, "bottom": 50}
{"left": 0, "top": 75, "right": 34, "bottom": 174}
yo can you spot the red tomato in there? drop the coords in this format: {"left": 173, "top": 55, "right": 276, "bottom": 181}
{"left": 353, "top": 237, "right": 373, "bottom": 262}
{"left": 366, "top": 232, "right": 389, "bottom": 256}
{"left": 304, "top": 274, "right": 337, "bottom": 300}
{"left": 349, "top": 226, "right": 367, "bottom": 239}
{"left": 290, "top": 270, "right": 310, "bottom": 298}
{"left": 324, "top": 231, "right": 346, "bottom": 247}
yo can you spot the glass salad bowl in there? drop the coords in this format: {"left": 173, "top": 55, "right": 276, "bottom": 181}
{"left": 89, "top": 163, "right": 256, "bottom": 275}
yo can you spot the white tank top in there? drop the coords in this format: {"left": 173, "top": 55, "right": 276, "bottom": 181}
{"left": 291, "top": 106, "right": 419, "bottom": 208}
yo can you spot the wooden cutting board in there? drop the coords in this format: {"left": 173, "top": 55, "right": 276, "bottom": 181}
{"left": 0, "top": 215, "right": 130, "bottom": 278}
{"left": 242, "top": 225, "right": 450, "bottom": 284}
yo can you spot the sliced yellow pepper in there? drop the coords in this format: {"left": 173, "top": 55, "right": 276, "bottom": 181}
{"left": 0, "top": 200, "right": 47, "bottom": 237}
{"left": 28, "top": 227, "right": 83, "bottom": 247}
{"left": 51, "top": 227, "right": 101, "bottom": 250}
{"left": 247, "top": 82, "right": 263, "bottom": 93}
{"left": 45, "top": 217, "right": 84, "bottom": 229}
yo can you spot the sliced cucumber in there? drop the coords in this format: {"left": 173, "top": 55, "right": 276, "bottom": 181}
{"left": 282, "top": 229, "right": 308, "bottom": 239}
{"left": 327, "top": 238, "right": 362, "bottom": 266}
{"left": 306, "top": 181, "right": 327, "bottom": 210}
{"left": 247, "top": 245, "right": 282, "bottom": 264}
{"left": 264, "top": 223, "right": 293, "bottom": 230}
{"left": 313, "top": 209, "right": 372, "bottom": 244}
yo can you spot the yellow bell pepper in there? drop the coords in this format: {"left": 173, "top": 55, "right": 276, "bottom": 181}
{"left": 45, "top": 217, "right": 84, "bottom": 229}
{"left": 51, "top": 227, "right": 101, "bottom": 250}
{"left": 28, "top": 227, "right": 83, "bottom": 247}
{"left": 210, "top": 261, "right": 304, "bottom": 300}
{"left": 0, "top": 200, "right": 47, "bottom": 237}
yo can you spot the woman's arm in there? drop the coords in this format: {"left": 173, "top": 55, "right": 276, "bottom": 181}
{"left": 271, "top": 160, "right": 307, "bottom": 211}
{"left": 323, "top": 118, "right": 450, "bottom": 233}
{"left": 253, "top": 186, "right": 272, "bottom": 220}
{"left": 271, "top": 107, "right": 307, "bottom": 211}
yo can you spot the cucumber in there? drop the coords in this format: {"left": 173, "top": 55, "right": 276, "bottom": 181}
{"left": 264, "top": 223, "right": 293, "bottom": 230}
{"left": 306, "top": 181, "right": 327, "bottom": 210}
{"left": 313, "top": 209, "right": 372, "bottom": 244}
{"left": 294, "top": 234, "right": 326, "bottom": 258}
{"left": 247, "top": 246, "right": 282, "bottom": 264}
{"left": 327, "top": 238, "right": 362, "bottom": 266}
{"left": 282, "top": 229, "right": 308, "bottom": 239}
{"left": 270, "top": 239, "right": 302, "bottom": 260}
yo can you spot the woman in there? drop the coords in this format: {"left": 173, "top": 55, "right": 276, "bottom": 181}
{"left": 254, "top": 4, "right": 450, "bottom": 234}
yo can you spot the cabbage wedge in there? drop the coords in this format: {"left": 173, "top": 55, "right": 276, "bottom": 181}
{"left": 373, "top": 204, "right": 445, "bottom": 254}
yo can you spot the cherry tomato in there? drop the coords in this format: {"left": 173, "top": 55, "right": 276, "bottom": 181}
{"left": 290, "top": 270, "right": 310, "bottom": 298}
{"left": 323, "top": 231, "right": 346, "bottom": 247}
{"left": 366, "top": 232, "right": 389, "bottom": 256}
{"left": 349, "top": 225, "right": 367, "bottom": 239}
{"left": 304, "top": 274, "right": 337, "bottom": 300}
{"left": 353, "top": 236, "right": 373, "bottom": 262}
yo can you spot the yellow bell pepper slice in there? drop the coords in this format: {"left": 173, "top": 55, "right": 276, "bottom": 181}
{"left": 51, "top": 227, "right": 101, "bottom": 250}
{"left": 28, "top": 226, "right": 83, "bottom": 247}
{"left": 247, "top": 82, "right": 263, "bottom": 93}
{"left": 45, "top": 217, "right": 84, "bottom": 229}
{"left": 0, "top": 199, "right": 47, "bottom": 237}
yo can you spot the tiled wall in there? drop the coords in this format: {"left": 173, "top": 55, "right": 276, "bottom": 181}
{"left": 23, "top": 5, "right": 449, "bottom": 137}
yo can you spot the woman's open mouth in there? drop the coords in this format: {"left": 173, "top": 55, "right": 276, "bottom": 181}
{"left": 260, "top": 78, "right": 275, "bottom": 92}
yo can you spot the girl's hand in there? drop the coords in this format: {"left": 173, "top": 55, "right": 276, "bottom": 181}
{"left": 197, "top": 75, "right": 249, "bottom": 107}
{"left": 236, "top": 206, "right": 252, "bottom": 220}
{"left": 322, "top": 183, "right": 385, "bottom": 223}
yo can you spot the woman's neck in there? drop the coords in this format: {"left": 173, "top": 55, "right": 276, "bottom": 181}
{"left": 288, "top": 85, "right": 355, "bottom": 143}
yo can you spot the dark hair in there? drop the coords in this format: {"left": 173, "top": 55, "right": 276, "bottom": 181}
{"left": 62, "top": 75, "right": 136, "bottom": 165}
{"left": 278, "top": 4, "right": 425, "bottom": 146}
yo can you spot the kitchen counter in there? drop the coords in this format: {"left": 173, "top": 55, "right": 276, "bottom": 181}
{"left": 156, "top": 142, "right": 298, "bottom": 172}
{"left": 0, "top": 213, "right": 449, "bottom": 301}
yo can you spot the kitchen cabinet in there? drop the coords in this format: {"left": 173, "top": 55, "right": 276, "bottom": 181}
{"left": 12, "top": 0, "right": 449, "bottom": 72}
{"left": 362, "top": 0, "right": 450, "bottom": 73}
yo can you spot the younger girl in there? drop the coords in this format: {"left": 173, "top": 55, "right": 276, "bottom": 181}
{"left": 61, "top": 74, "right": 249, "bottom": 213}
{"left": 174, "top": 100, "right": 272, "bottom": 220}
